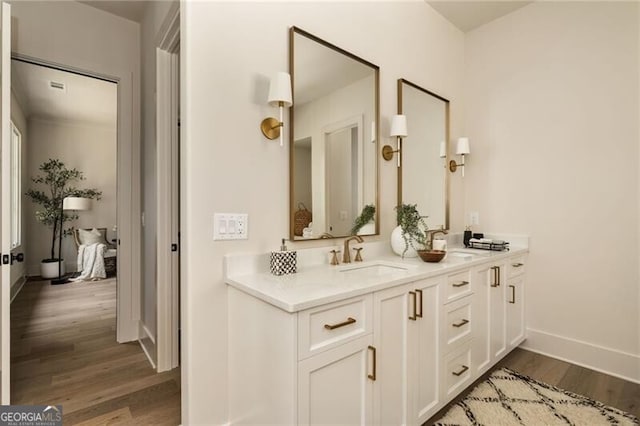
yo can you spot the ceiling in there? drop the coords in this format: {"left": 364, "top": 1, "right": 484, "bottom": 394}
{"left": 77, "top": 0, "right": 149, "bottom": 23}
{"left": 427, "top": 1, "right": 533, "bottom": 32}
{"left": 12, "top": 60, "right": 117, "bottom": 127}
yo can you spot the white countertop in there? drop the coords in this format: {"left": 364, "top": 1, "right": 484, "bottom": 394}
{"left": 225, "top": 239, "right": 529, "bottom": 313}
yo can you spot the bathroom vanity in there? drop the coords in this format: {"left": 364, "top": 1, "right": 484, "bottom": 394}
{"left": 226, "top": 241, "right": 528, "bottom": 425}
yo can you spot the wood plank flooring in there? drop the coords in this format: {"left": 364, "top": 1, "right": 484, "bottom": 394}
{"left": 11, "top": 278, "right": 181, "bottom": 425}
{"left": 426, "top": 347, "right": 640, "bottom": 425}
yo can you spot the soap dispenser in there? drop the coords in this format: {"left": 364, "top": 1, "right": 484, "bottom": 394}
{"left": 270, "top": 238, "right": 297, "bottom": 276}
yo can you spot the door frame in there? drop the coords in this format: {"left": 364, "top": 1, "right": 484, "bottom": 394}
{"left": 156, "top": 3, "right": 180, "bottom": 372}
{"left": 9, "top": 53, "right": 141, "bottom": 344}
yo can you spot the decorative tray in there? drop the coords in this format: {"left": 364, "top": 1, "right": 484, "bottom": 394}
{"left": 467, "top": 240, "right": 510, "bottom": 251}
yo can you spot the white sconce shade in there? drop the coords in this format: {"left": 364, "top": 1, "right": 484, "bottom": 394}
{"left": 262, "top": 72, "right": 293, "bottom": 146}
{"left": 370, "top": 121, "right": 376, "bottom": 143}
{"left": 267, "top": 72, "right": 292, "bottom": 107}
{"left": 456, "top": 137, "right": 470, "bottom": 155}
{"left": 390, "top": 114, "right": 408, "bottom": 137}
{"left": 63, "top": 196, "right": 91, "bottom": 211}
{"left": 439, "top": 141, "right": 446, "bottom": 158}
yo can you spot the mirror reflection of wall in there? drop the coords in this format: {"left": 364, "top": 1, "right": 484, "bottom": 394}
{"left": 290, "top": 27, "right": 379, "bottom": 240}
{"left": 399, "top": 79, "right": 449, "bottom": 230}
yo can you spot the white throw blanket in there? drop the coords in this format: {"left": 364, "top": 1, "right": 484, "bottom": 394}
{"left": 73, "top": 243, "right": 107, "bottom": 281}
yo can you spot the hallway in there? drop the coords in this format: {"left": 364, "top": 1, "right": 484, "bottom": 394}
{"left": 10, "top": 278, "right": 181, "bottom": 424}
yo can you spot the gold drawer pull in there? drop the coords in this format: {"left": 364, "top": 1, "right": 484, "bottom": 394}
{"left": 509, "top": 285, "right": 516, "bottom": 304}
{"left": 452, "top": 319, "right": 469, "bottom": 328}
{"left": 324, "top": 317, "right": 356, "bottom": 330}
{"left": 452, "top": 365, "right": 469, "bottom": 376}
{"left": 408, "top": 291, "right": 417, "bottom": 321}
{"left": 452, "top": 281, "right": 469, "bottom": 288}
{"left": 512, "top": 263, "right": 524, "bottom": 267}
{"left": 491, "top": 266, "right": 500, "bottom": 287}
{"left": 416, "top": 289, "right": 423, "bottom": 318}
{"left": 368, "top": 345, "right": 377, "bottom": 381}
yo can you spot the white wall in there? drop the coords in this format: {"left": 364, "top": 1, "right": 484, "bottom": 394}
{"left": 464, "top": 2, "right": 639, "bottom": 381}
{"left": 10, "top": 0, "right": 142, "bottom": 342}
{"left": 10, "top": 90, "right": 27, "bottom": 294}
{"left": 25, "top": 118, "right": 116, "bottom": 274}
{"left": 182, "top": 2, "right": 465, "bottom": 423}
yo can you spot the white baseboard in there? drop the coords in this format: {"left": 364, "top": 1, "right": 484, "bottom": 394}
{"left": 10, "top": 276, "right": 26, "bottom": 303}
{"left": 521, "top": 328, "right": 640, "bottom": 384}
{"left": 139, "top": 323, "right": 157, "bottom": 369}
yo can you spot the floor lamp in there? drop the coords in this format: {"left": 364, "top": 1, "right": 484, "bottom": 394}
{"left": 51, "top": 196, "right": 91, "bottom": 285}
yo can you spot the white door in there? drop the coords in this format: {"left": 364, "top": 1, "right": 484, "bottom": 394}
{"left": 490, "top": 262, "right": 507, "bottom": 360}
{"left": 471, "top": 265, "right": 491, "bottom": 375}
{"left": 0, "top": 1, "right": 11, "bottom": 404}
{"left": 298, "top": 335, "right": 373, "bottom": 425}
{"left": 411, "top": 279, "right": 439, "bottom": 425}
{"left": 506, "top": 276, "right": 525, "bottom": 348}
{"left": 372, "top": 283, "right": 411, "bottom": 425}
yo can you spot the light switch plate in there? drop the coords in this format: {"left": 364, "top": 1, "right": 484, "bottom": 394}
{"left": 214, "top": 213, "right": 248, "bottom": 240}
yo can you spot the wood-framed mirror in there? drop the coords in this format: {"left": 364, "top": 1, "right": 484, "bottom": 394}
{"left": 289, "top": 27, "right": 380, "bottom": 241}
{"left": 397, "top": 78, "right": 450, "bottom": 230}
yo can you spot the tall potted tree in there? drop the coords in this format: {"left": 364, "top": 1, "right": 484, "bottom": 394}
{"left": 26, "top": 159, "right": 102, "bottom": 278}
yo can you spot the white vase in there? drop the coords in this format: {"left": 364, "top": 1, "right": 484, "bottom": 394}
{"left": 41, "top": 260, "right": 65, "bottom": 279}
{"left": 390, "top": 226, "right": 419, "bottom": 258}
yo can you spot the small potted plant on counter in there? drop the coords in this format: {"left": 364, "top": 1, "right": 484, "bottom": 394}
{"left": 391, "top": 203, "right": 428, "bottom": 258}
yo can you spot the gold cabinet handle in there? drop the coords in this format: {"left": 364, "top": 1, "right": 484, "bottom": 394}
{"left": 416, "top": 289, "right": 423, "bottom": 318}
{"left": 452, "top": 365, "right": 469, "bottom": 376}
{"left": 491, "top": 266, "right": 500, "bottom": 287}
{"left": 408, "top": 291, "right": 417, "bottom": 321}
{"left": 452, "top": 319, "right": 469, "bottom": 328}
{"left": 324, "top": 317, "right": 356, "bottom": 330}
{"left": 368, "top": 345, "right": 377, "bottom": 381}
{"left": 452, "top": 281, "right": 469, "bottom": 288}
{"left": 512, "top": 262, "right": 524, "bottom": 267}
{"left": 509, "top": 285, "right": 516, "bottom": 304}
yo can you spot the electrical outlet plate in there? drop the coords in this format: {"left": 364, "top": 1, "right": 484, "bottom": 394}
{"left": 469, "top": 211, "right": 480, "bottom": 226}
{"left": 214, "top": 213, "right": 248, "bottom": 240}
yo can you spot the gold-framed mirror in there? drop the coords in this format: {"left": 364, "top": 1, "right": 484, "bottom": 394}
{"left": 397, "top": 78, "right": 450, "bottom": 230}
{"left": 289, "top": 27, "right": 380, "bottom": 241}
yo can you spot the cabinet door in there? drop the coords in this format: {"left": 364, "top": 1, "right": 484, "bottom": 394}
{"left": 490, "top": 262, "right": 507, "bottom": 360}
{"left": 411, "top": 279, "right": 440, "bottom": 425}
{"left": 506, "top": 276, "right": 525, "bottom": 348}
{"left": 298, "top": 335, "right": 373, "bottom": 426}
{"left": 472, "top": 262, "right": 507, "bottom": 374}
{"left": 372, "top": 284, "right": 412, "bottom": 426}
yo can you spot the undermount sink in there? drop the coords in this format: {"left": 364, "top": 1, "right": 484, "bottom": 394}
{"left": 338, "top": 261, "right": 413, "bottom": 277}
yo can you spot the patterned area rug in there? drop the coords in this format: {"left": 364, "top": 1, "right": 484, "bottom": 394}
{"left": 435, "top": 368, "right": 638, "bottom": 426}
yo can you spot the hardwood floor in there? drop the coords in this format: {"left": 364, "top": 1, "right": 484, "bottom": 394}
{"left": 427, "top": 347, "right": 640, "bottom": 424}
{"left": 11, "top": 278, "right": 181, "bottom": 425}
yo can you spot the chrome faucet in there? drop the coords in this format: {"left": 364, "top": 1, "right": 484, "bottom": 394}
{"left": 426, "top": 229, "right": 448, "bottom": 251}
{"left": 343, "top": 236, "right": 364, "bottom": 263}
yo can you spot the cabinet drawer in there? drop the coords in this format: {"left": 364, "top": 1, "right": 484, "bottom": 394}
{"left": 443, "top": 296, "right": 472, "bottom": 353}
{"left": 445, "top": 270, "right": 472, "bottom": 303}
{"left": 443, "top": 342, "right": 472, "bottom": 399}
{"left": 298, "top": 294, "right": 372, "bottom": 360}
{"left": 507, "top": 256, "right": 526, "bottom": 278}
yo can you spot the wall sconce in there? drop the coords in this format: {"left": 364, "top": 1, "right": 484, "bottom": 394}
{"left": 439, "top": 141, "right": 446, "bottom": 159}
{"left": 260, "top": 72, "right": 292, "bottom": 147}
{"left": 382, "top": 114, "right": 407, "bottom": 167}
{"left": 449, "top": 137, "right": 470, "bottom": 177}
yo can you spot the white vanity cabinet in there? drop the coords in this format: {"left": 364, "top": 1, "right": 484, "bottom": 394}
{"left": 226, "top": 247, "right": 528, "bottom": 426}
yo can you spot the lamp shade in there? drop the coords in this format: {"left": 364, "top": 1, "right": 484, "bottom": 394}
{"left": 456, "top": 137, "right": 470, "bottom": 155}
{"left": 267, "top": 72, "right": 292, "bottom": 107}
{"left": 63, "top": 197, "right": 92, "bottom": 211}
{"left": 439, "top": 141, "right": 446, "bottom": 158}
{"left": 390, "top": 115, "right": 408, "bottom": 137}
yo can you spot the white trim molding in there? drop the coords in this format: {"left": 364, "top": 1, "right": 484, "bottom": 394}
{"left": 139, "top": 323, "right": 157, "bottom": 369}
{"left": 521, "top": 328, "right": 640, "bottom": 384}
